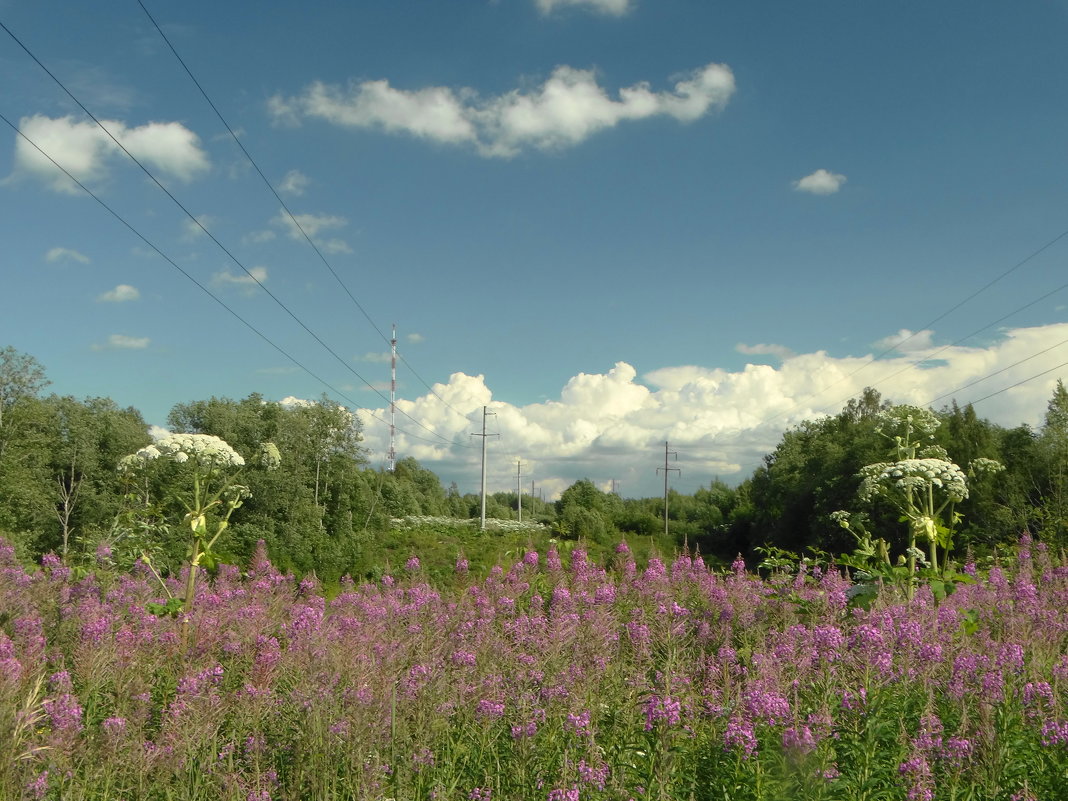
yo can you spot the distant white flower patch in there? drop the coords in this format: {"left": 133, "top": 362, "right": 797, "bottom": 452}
{"left": 793, "top": 169, "right": 847, "bottom": 195}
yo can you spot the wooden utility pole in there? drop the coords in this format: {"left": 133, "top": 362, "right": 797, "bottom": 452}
{"left": 470, "top": 407, "right": 497, "bottom": 530}
{"left": 657, "top": 442, "right": 680, "bottom": 539}
{"left": 516, "top": 459, "right": 525, "bottom": 523}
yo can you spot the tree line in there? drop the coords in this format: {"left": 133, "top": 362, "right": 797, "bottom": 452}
{"left": 2, "top": 345, "right": 1066, "bottom": 580}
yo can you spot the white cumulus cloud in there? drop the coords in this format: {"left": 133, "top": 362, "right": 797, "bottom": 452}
{"left": 97, "top": 284, "right": 140, "bottom": 303}
{"left": 92, "top": 334, "right": 150, "bottom": 350}
{"left": 536, "top": 0, "right": 633, "bottom": 15}
{"left": 736, "top": 342, "right": 795, "bottom": 361}
{"left": 353, "top": 323, "right": 1068, "bottom": 499}
{"left": 45, "top": 247, "right": 90, "bottom": 264}
{"left": 11, "top": 114, "right": 209, "bottom": 193}
{"left": 211, "top": 266, "right": 268, "bottom": 293}
{"left": 278, "top": 169, "right": 309, "bottom": 196}
{"left": 793, "top": 168, "right": 847, "bottom": 195}
{"left": 269, "top": 62, "right": 735, "bottom": 158}
{"left": 270, "top": 210, "right": 350, "bottom": 252}
{"left": 874, "top": 328, "right": 936, "bottom": 353}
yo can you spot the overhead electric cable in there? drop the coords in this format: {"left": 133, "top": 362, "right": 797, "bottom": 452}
{"left": 0, "top": 18, "right": 463, "bottom": 447}
{"left": 966, "top": 358, "right": 1068, "bottom": 409}
{"left": 919, "top": 333, "right": 1068, "bottom": 409}
{"left": 811, "top": 275, "right": 1068, "bottom": 417}
{"left": 136, "top": 0, "right": 472, "bottom": 423}
{"left": 748, "top": 226, "right": 1068, "bottom": 432}
{"left": 0, "top": 109, "right": 455, "bottom": 449}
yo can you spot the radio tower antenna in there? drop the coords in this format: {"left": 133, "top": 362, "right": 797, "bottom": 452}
{"left": 388, "top": 323, "right": 397, "bottom": 472}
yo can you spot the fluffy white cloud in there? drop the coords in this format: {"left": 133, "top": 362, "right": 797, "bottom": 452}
{"left": 269, "top": 62, "right": 735, "bottom": 158}
{"left": 279, "top": 169, "right": 309, "bottom": 196}
{"left": 97, "top": 284, "right": 140, "bottom": 303}
{"left": 270, "top": 210, "right": 351, "bottom": 252}
{"left": 736, "top": 342, "right": 794, "bottom": 361}
{"left": 92, "top": 333, "right": 150, "bottom": 350}
{"left": 873, "top": 328, "right": 936, "bottom": 353}
{"left": 182, "top": 214, "right": 215, "bottom": 240}
{"left": 45, "top": 247, "right": 90, "bottom": 264}
{"left": 211, "top": 266, "right": 268, "bottom": 293}
{"left": 360, "top": 351, "right": 392, "bottom": 364}
{"left": 353, "top": 323, "right": 1068, "bottom": 499}
{"left": 793, "top": 168, "right": 847, "bottom": 195}
{"left": 407, "top": 332, "right": 425, "bottom": 344}
{"left": 12, "top": 115, "right": 209, "bottom": 193}
{"left": 536, "top": 0, "right": 633, "bottom": 15}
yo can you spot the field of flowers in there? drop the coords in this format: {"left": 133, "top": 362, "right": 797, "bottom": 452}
{"left": 1, "top": 535, "right": 1066, "bottom": 801}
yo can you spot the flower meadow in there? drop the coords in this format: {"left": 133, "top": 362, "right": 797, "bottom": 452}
{"left": 1, "top": 537, "right": 1067, "bottom": 801}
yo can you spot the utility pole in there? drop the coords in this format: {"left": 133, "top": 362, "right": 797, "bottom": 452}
{"left": 531, "top": 479, "right": 536, "bottom": 517}
{"left": 388, "top": 323, "right": 397, "bottom": 472}
{"left": 470, "top": 406, "right": 498, "bottom": 530}
{"left": 516, "top": 459, "right": 525, "bottom": 523}
{"left": 610, "top": 478, "right": 620, "bottom": 495}
{"left": 656, "top": 441, "right": 680, "bottom": 540}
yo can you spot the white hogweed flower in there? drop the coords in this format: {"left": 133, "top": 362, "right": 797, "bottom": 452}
{"left": 125, "top": 433, "right": 245, "bottom": 471}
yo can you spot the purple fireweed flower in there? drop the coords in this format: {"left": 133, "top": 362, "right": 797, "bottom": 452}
{"left": 511, "top": 721, "right": 538, "bottom": 739}
{"left": 49, "top": 670, "right": 74, "bottom": 692}
{"left": 43, "top": 692, "right": 83, "bottom": 733}
{"left": 1040, "top": 720, "right": 1068, "bottom": 746}
{"left": 898, "top": 755, "right": 934, "bottom": 801}
{"left": 782, "top": 726, "right": 817, "bottom": 755}
{"left": 731, "top": 555, "right": 746, "bottom": 575}
{"left": 743, "top": 689, "right": 790, "bottom": 725}
{"left": 547, "top": 547, "right": 562, "bottom": 572}
{"left": 547, "top": 788, "right": 579, "bottom": 801}
{"left": 912, "top": 714, "right": 943, "bottom": 752}
{"left": 26, "top": 770, "right": 48, "bottom": 800}
{"left": 469, "top": 787, "right": 492, "bottom": 800}
{"left": 841, "top": 688, "right": 867, "bottom": 711}
{"left": 578, "top": 759, "right": 609, "bottom": 790}
{"left": 644, "top": 694, "right": 682, "bottom": 730}
{"left": 615, "top": 540, "right": 630, "bottom": 554}
{"left": 406, "top": 556, "right": 421, "bottom": 571}
{"left": 452, "top": 650, "right": 477, "bottom": 667}
{"left": 723, "top": 716, "right": 758, "bottom": 758}
{"left": 644, "top": 558, "right": 667, "bottom": 582}
{"left": 455, "top": 557, "right": 469, "bottom": 573}
{"left": 95, "top": 542, "right": 112, "bottom": 565}
{"left": 1023, "top": 682, "right": 1055, "bottom": 719}
{"left": 981, "top": 670, "right": 1005, "bottom": 704}
{"left": 102, "top": 716, "right": 127, "bottom": 738}
{"left": 476, "top": 699, "right": 505, "bottom": 719}
{"left": 941, "top": 736, "right": 973, "bottom": 768}
{"left": 566, "top": 709, "right": 592, "bottom": 737}
{"left": 523, "top": 550, "right": 540, "bottom": 568}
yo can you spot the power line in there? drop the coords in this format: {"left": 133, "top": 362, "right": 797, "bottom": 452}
{"left": 0, "top": 109, "right": 454, "bottom": 449}
{"left": 747, "top": 225, "right": 1068, "bottom": 433}
{"left": 0, "top": 18, "right": 463, "bottom": 447}
{"left": 966, "top": 358, "right": 1068, "bottom": 408}
{"left": 919, "top": 333, "right": 1068, "bottom": 409}
{"left": 812, "top": 274, "right": 1068, "bottom": 418}
{"left": 136, "top": 0, "right": 473, "bottom": 424}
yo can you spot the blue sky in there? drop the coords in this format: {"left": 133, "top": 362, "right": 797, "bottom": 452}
{"left": 2, "top": 0, "right": 1068, "bottom": 499}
